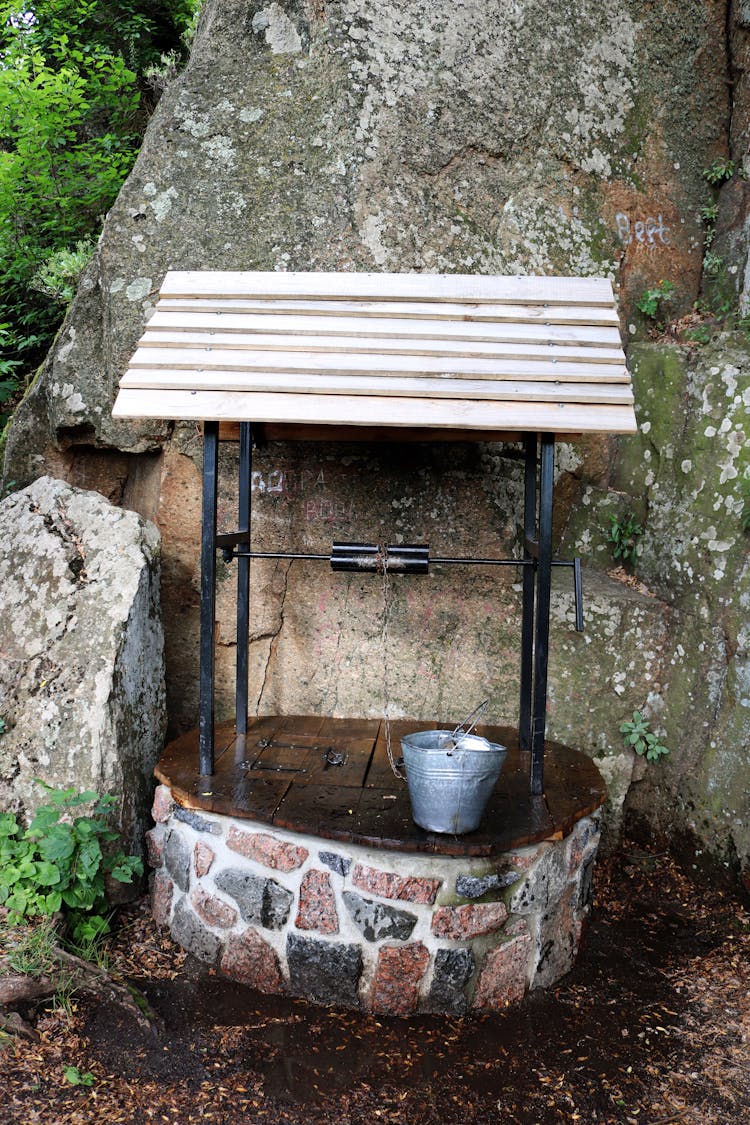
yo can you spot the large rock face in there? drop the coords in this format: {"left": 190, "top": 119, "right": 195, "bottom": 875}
{"left": 2, "top": 1, "right": 749, "bottom": 876}
{"left": 0, "top": 478, "right": 166, "bottom": 850}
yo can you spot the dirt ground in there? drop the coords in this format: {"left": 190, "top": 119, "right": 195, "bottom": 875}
{"left": 1, "top": 838, "right": 748, "bottom": 1125}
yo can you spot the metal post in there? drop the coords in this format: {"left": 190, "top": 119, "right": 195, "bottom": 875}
{"left": 236, "top": 422, "right": 252, "bottom": 735}
{"left": 199, "top": 421, "right": 219, "bottom": 776}
{"left": 530, "top": 433, "right": 555, "bottom": 795}
{"left": 518, "top": 433, "right": 537, "bottom": 750}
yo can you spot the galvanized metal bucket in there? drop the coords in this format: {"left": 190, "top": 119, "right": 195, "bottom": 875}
{"left": 401, "top": 730, "right": 507, "bottom": 835}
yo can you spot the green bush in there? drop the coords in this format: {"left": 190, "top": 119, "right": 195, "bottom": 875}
{"left": 0, "top": 1, "right": 203, "bottom": 436}
{"left": 0, "top": 783, "right": 143, "bottom": 948}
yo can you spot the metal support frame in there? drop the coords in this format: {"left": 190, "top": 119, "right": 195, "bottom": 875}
{"left": 236, "top": 422, "right": 252, "bottom": 736}
{"left": 518, "top": 434, "right": 537, "bottom": 752}
{"left": 199, "top": 421, "right": 219, "bottom": 776}
{"left": 198, "top": 426, "right": 570, "bottom": 791}
{"left": 530, "top": 433, "right": 555, "bottom": 795}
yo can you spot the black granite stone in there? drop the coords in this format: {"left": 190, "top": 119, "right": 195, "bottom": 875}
{"left": 174, "top": 806, "right": 222, "bottom": 835}
{"left": 318, "top": 850, "right": 352, "bottom": 877}
{"left": 455, "top": 870, "right": 519, "bottom": 900}
{"left": 215, "top": 867, "right": 293, "bottom": 929}
{"left": 341, "top": 890, "right": 417, "bottom": 942}
{"left": 287, "top": 933, "right": 362, "bottom": 1007}
{"left": 428, "top": 948, "right": 475, "bottom": 1015}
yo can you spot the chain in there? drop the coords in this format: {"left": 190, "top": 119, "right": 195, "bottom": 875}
{"left": 379, "top": 544, "right": 405, "bottom": 779}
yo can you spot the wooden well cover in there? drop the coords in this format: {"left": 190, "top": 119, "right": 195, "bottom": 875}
{"left": 112, "top": 271, "right": 636, "bottom": 435}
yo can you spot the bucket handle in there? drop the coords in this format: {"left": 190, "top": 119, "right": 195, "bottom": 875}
{"left": 449, "top": 698, "right": 489, "bottom": 748}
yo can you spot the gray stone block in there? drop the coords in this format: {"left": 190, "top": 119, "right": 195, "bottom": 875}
{"left": 164, "top": 829, "right": 191, "bottom": 892}
{"left": 318, "top": 850, "right": 351, "bottom": 877}
{"left": 427, "top": 948, "right": 474, "bottom": 1015}
{"left": 174, "top": 807, "right": 222, "bottom": 835}
{"left": 455, "top": 870, "right": 518, "bottom": 900}
{"left": 215, "top": 867, "right": 293, "bottom": 929}
{"left": 510, "top": 846, "right": 567, "bottom": 914}
{"left": 287, "top": 933, "right": 362, "bottom": 1007}
{"left": 342, "top": 890, "right": 417, "bottom": 942}
{"left": 170, "top": 897, "right": 221, "bottom": 964}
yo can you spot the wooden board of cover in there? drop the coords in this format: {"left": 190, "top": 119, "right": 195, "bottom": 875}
{"left": 155, "top": 715, "right": 607, "bottom": 856}
{"left": 113, "top": 271, "right": 637, "bottom": 435}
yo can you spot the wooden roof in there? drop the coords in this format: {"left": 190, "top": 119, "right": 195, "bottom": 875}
{"left": 112, "top": 271, "right": 636, "bottom": 436}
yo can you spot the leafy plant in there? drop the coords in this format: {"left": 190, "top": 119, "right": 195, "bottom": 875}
{"left": 30, "top": 241, "right": 94, "bottom": 305}
{"left": 0, "top": 784, "right": 143, "bottom": 949}
{"left": 607, "top": 510, "right": 643, "bottom": 563}
{"left": 702, "top": 158, "right": 735, "bottom": 186}
{"left": 700, "top": 200, "right": 719, "bottom": 225}
{"left": 620, "top": 711, "right": 670, "bottom": 762}
{"left": 703, "top": 250, "right": 724, "bottom": 276}
{"left": 636, "top": 279, "right": 675, "bottom": 321}
{"left": 63, "top": 1065, "right": 95, "bottom": 1088}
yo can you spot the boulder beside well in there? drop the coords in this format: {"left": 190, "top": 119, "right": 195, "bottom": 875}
{"left": 0, "top": 476, "right": 166, "bottom": 851}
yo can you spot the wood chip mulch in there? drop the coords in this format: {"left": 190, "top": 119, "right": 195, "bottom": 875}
{"left": 0, "top": 840, "right": 748, "bottom": 1124}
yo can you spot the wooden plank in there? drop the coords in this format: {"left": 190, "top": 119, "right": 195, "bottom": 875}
{"left": 122, "top": 369, "right": 633, "bottom": 405}
{"left": 157, "top": 296, "right": 621, "bottom": 325}
{"left": 159, "top": 270, "right": 616, "bottom": 306}
{"left": 272, "top": 783, "right": 364, "bottom": 839}
{"left": 141, "top": 332, "right": 622, "bottom": 366}
{"left": 140, "top": 328, "right": 620, "bottom": 364}
{"left": 146, "top": 311, "right": 622, "bottom": 349}
{"left": 354, "top": 789, "right": 435, "bottom": 852}
{"left": 130, "top": 346, "right": 625, "bottom": 377}
{"left": 112, "top": 388, "right": 639, "bottom": 434}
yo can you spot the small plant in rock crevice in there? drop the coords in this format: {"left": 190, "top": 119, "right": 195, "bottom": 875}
{"left": 607, "top": 510, "right": 643, "bottom": 564}
{"left": 702, "top": 158, "right": 735, "bottom": 186}
{"left": 0, "top": 784, "right": 142, "bottom": 950}
{"left": 636, "top": 279, "right": 675, "bottom": 324}
{"left": 620, "top": 711, "right": 670, "bottom": 762}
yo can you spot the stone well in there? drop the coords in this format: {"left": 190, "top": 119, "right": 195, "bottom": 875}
{"left": 148, "top": 784, "right": 601, "bottom": 1015}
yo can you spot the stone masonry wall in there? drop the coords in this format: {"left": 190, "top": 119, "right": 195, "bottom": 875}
{"left": 148, "top": 785, "right": 601, "bottom": 1014}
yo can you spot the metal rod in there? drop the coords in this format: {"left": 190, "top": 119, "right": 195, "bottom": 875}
{"left": 519, "top": 433, "right": 537, "bottom": 751}
{"left": 531, "top": 433, "right": 555, "bottom": 795}
{"left": 573, "top": 556, "right": 584, "bottom": 632}
{"left": 235, "top": 422, "right": 252, "bottom": 736}
{"left": 232, "top": 550, "right": 330, "bottom": 561}
{"left": 199, "top": 421, "right": 219, "bottom": 776}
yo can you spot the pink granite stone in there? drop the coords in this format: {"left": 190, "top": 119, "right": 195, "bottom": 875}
{"left": 352, "top": 863, "right": 440, "bottom": 904}
{"left": 221, "top": 928, "right": 284, "bottom": 992}
{"left": 431, "top": 901, "right": 507, "bottom": 939}
{"left": 191, "top": 886, "right": 238, "bottom": 929}
{"left": 151, "top": 784, "right": 174, "bottom": 824}
{"left": 145, "top": 827, "right": 164, "bottom": 868}
{"left": 227, "top": 827, "right": 308, "bottom": 871}
{"left": 369, "top": 943, "right": 430, "bottom": 1015}
{"left": 472, "top": 924, "right": 532, "bottom": 1010}
{"left": 295, "top": 869, "right": 339, "bottom": 934}
{"left": 194, "top": 840, "right": 215, "bottom": 877}
{"left": 151, "top": 871, "right": 173, "bottom": 927}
